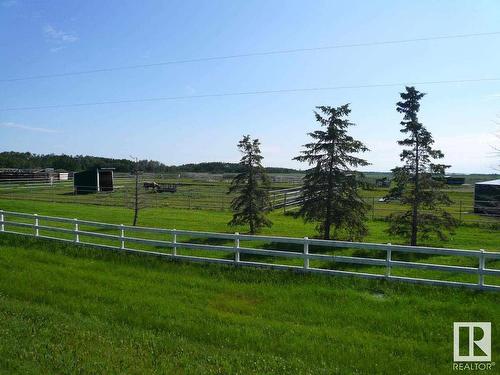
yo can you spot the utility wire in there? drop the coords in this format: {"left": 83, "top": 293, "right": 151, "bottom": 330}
{"left": 1, "top": 77, "right": 499, "bottom": 112}
{"left": 1, "top": 31, "right": 500, "bottom": 83}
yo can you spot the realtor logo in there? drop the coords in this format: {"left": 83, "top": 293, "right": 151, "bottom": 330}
{"left": 454, "top": 322, "right": 491, "bottom": 362}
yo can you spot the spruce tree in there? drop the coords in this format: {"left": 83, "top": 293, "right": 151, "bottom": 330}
{"left": 387, "top": 86, "right": 457, "bottom": 245}
{"left": 228, "top": 135, "right": 272, "bottom": 234}
{"left": 294, "top": 105, "right": 370, "bottom": 240}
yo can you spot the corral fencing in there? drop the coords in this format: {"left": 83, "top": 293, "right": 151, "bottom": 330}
{"left": 269, "top": 187, "right": 302, "bottom": 210}
{"left": 0, "top": 180, "right": 498, "bottom": 225}
{"left": 269, "top": 189, "right": 500, "bottom": 224}
{"left": 0, "top": 177, "right": 72, "bottom": 188}
{"left": 0, "top": 210, "right": 499, "bottom": 291}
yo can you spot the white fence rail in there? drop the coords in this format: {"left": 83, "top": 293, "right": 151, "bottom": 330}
{"left": 0, "top": 209, "right": 499, "bottom": 291}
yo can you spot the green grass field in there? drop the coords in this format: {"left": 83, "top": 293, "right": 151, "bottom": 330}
{"left": 1, "top": 177, "right": 497, "bottom": 225}
{"left": 0, "top": 197, "right": 499, "bottom": 374}
{"left": 0, "top": 234, "right": 499, "bottom": 374}
{"left": 1, "top": 198, "right": 498, "bottom": 250}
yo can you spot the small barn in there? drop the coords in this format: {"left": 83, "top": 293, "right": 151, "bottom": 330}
{"left": 375, "top": 177, "right": 390, "bottom": 187}
{"left": 74, "top": 168, "right": 114, "bottom": 194}
{"left": 445, "top": 176, "right": 465, "bottom": 185}
{"left": 57, "top": 171, "right": 69, "bottom": 181}
{"left": 474, "top": 179, "right": 500, "bottom": 215}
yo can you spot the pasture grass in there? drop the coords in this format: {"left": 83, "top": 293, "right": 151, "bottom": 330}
{"left": 1, "top": 198, "right": 498, "bottom": 250}
{"left": 1, "top": 198, "right": 499, "bottom": 287}
{"left": 0, "top": 234, "right": 499, "bottom": 374}
{"left": 0, "top": 179, "right": 495, "bottom": 224}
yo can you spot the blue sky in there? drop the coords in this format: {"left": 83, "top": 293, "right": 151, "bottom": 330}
{"left": 1, "top": 0, "right": 499, "bottom": 173}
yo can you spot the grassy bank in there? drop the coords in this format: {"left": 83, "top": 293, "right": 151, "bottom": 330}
{"left": 0, "top": 234, "right": 498, "bottom": 374}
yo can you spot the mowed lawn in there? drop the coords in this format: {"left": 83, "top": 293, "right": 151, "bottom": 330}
{"left": 0, "top": 198, "right": 499, "bottom": 250}
{"left": 0, "top": 234, "right": 499, "bottom": 374}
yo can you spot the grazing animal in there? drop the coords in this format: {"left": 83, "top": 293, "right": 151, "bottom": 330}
{"left": 143, "top": 182, "right": 159, "bottom": 190}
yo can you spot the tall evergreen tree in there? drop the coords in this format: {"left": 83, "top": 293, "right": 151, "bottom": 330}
{"left": 387, "top": 86, "right": 457, "bottom": 245}
{"left": 228, "top": 135, "right": 272, "bottom": 234}
{"left": 294, "top": 105, "right": 370, "bottom": 240}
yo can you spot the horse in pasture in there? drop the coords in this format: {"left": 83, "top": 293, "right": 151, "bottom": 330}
{"left": 143, "top": 182, "right": 159, "bottom": 190}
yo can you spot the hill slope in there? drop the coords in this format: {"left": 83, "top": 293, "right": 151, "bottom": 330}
{"left": 0, "top": 234, "right": 498, "bottom": 374}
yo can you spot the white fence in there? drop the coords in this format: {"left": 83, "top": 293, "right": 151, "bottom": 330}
{"left": 0, "top": 209, "right": 499, "bottom": 291}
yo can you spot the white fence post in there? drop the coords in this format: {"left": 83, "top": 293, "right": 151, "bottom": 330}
{"left": 120, "top": 224, "right": 125, "bottom": 249}
{"left": 172, "top": 229, "right": 177, "bottom": 256}
{"left": 479, "top": 249, "right": 485, "bottom": 288}
{"left": 2, "top": 209, "right": 500, "bottom": 292}
{"left": 34, "top": 214, "right": 39, "bottom": 237}
{"left": 234, "top": 232, "right": 240, "bottom": 263}
{"left": 303, "top": 237, "right": 309, "bottom": 270}
{"left": 386, "top": 243, "right": 392, "bottom": 278}
{"left": 74, "top": 218, "right": 79, "bottom": 243}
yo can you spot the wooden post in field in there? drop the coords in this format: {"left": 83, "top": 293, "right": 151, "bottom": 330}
{"left": 133, "top": 163, "right": 139, "bottom": 226}
{"left": 283, "top": 192, "right": 287, "bottom": 213}
{"left": 0, "top": 210, "right": 4, "bottom": 232}
{"left": 458, "top": 200, "right": 462, "bottom": 223}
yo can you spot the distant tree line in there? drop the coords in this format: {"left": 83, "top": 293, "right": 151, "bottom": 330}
{"left": 0, "top": 152, "right": 138, "bottom": 172}
{"left": 0, "top": 152, "right": 301, "bottom": 174}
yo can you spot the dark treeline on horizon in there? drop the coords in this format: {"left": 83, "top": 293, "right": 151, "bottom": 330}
{"left": 0, "top": 151, "right": 302, "bottom": 174}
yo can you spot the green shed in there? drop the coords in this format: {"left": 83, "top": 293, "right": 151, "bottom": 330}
{"left": 74, "top": 168, "right": 114, "bottom": 194}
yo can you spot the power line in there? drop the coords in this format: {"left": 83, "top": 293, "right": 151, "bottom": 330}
{"left": 1, "top": 31, "right": 500, "bottom": 83}
{"left": 1, "top": 77, "right": 499, "bottom": 112}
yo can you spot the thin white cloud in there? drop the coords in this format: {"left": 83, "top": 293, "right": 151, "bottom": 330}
{"left": 482, "top": 93, "right": 500, "bottom": 101}
{"left": 1, "top": 0, "right": 18, "bottom": 8}
{"left": 50, "top": 46, "right": 65, "bottom": 53}
{"left": 185, "top": 85, "right": 197, "bottom": 95}
{"left": 43, "top": 24, "right": 78, "bottom": 51}
{"left": 1, "top": 122, "right": 59, "bottom": 134}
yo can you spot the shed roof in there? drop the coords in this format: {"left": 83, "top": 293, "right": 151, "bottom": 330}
{"left": 476, "top": 179, "right": 500, "bottom": 186}
{"left": 74, "top": 167, "right": 115, "bottom": 174}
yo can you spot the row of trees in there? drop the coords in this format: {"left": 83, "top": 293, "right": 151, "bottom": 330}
{"left": 228, "top": 86, "right": 457, "bottom": 246}
{"left": 0, "top": 152, "right": 136, "bottom": 172}
{"left": 0, "top": 152, "right": 300, "bottom": 174}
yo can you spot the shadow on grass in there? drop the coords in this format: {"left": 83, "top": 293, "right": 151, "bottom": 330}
{"left": 182, "top": 237, "right": 231, "bottom": 246}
